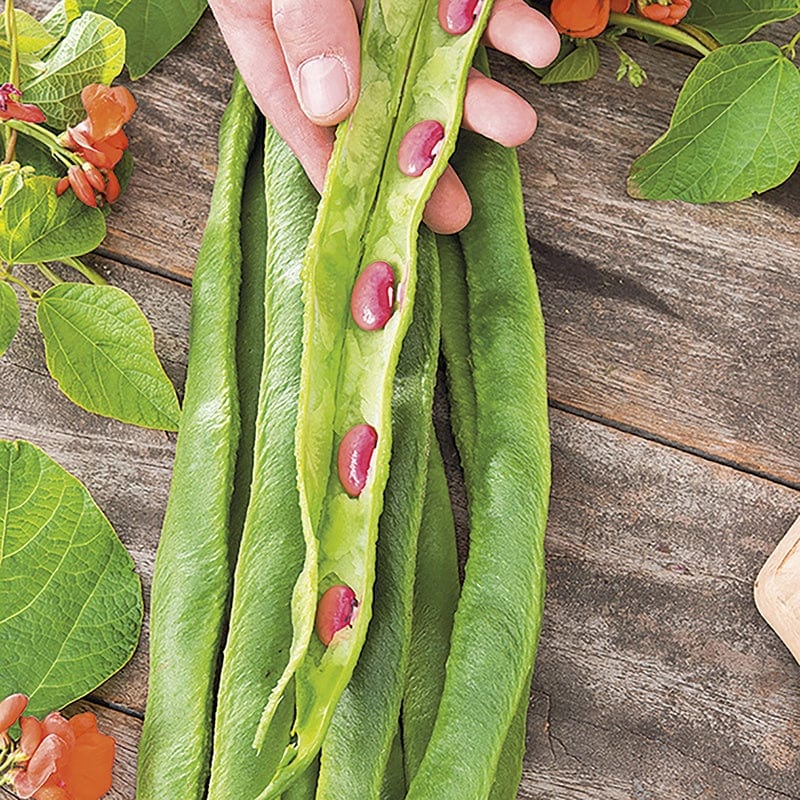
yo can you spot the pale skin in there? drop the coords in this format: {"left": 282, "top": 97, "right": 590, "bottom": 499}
{"left": 208, "top": 0, "right": 560, "bottom": 233}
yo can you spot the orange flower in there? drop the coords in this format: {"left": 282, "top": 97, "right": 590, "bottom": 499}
{"left": 636, "top": 0, "right": 691, "bottom": 25}
{"left": 0, "top": 695, "right": 115, "bottom": 800}
{"left": 0, "top": 83, "right": 45, "bottom": 124}
{"left": 62, "top": 84, "right": 136, "bottom": 170}
{"left": 551, "top": 0, "right": 631, "bottom": 38}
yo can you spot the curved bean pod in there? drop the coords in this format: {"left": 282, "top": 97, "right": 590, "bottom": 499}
{"left": 206, "top": 123, "right": 319, "bottom": 798}
{"left": 256, "top": 1, "right": 495, "bottom": 793}
{"left": 317, "top": 229, "right": 441, "bottom": 798}
{"left": 136, "top": 74, "right": 257, "bottom": 800}
{"left": 406, "top": 100, "right": 551, "bottom": 800}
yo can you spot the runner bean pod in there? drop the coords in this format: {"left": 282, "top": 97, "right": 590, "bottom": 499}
{"left": 137, "top": 74, "right": 257, "bottom": 800}
{"left": 255, "top": 0, "right": 494, "bottom": 793}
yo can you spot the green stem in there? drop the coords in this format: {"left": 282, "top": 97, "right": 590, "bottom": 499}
{"left": 608, "top": 12, "right": 711, "bottom": 56}
{"left": 783, "top": 28, "right": 800, "bottom": 60}
{"left": 2, "top": 119, "right": 80, "bottom": 168}
{"left": 36, "top": 261, "right": 64, "bottom": 284}
{"left": 677, "top": 21, "right": 720, "bottom": 53}
{"left": 3, "top": 0, "right": 19, "bottom": 164}
{"left": 62, "top": 255, "right": 108, "bottom": 285}
{"left": 1, "top": 269, "right": 40, "bottom": 300}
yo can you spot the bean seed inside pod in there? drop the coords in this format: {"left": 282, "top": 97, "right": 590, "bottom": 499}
{"left": 351, "top": 261, "right": 395, "bottom": 330}
{"left": 397, "top": 120, "right": 445, "bottom": 178}
{"left": 316, "top": 584, "right": 358, "bottom": 646}
{"left": 338, "top": 424, "right": 378, "bottom": 497}
{"left": 439, "top": 0, "right": 481, "bottom": 35}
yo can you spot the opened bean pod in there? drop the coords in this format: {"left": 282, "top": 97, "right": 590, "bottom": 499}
{"left": 255, "top": 0, "right": 495, "bottom": 793}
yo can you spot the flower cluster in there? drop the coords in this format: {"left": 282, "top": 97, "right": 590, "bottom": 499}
{"left": 0, "top": 694, "right": 114, "bottom": 800}
{"left": 551, "top": 0, "right": 691, "bottom": 38}
{"left": 56, "top": 84, "right": 136, "bottom": 207}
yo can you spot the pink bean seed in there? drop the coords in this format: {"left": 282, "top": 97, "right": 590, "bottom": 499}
{"left": 316, "top": 585, "right": 358, "bottom": 646}
{"left": 337, "top": 424, "right": 378, "bottom": 497}
{"left": 397, "top": 120, "right": 445, "bottom": 178}
{"left": 439, "top": 0, "right": 481, "bottom": 35}
{"left": 351, "top": 261, "right": 395, "bottom": 331}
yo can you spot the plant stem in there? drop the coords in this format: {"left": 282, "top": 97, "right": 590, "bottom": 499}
{"left": 678, "top": 22, "right": 720, "bottom": 53}
{"left": 1, "top": 270, "right": 40, "bottom": 300}
{"left": 783, "top": 28, "right": 800, "bottom": 60}
{"left": 608, "top": 12, "right": 712, "bottom": 56}
{"left": 36, "top": 261, "right": 64, "bottom": 284}
{"left": 1, "top": 119, "right": 79, "bottom": 167}
{"left": 3, "top": 0, "right": 20, "bottom": 164}
{"left": 62, "top": 255, "right": 108, "bottom": 285}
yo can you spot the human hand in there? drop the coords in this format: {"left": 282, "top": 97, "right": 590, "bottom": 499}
{"left": 207, "top": 0, "right": 560, "bottom": 234}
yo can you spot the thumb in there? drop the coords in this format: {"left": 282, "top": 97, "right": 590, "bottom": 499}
{"left": 272, "top": 0, "right": 361, "bottom": 126}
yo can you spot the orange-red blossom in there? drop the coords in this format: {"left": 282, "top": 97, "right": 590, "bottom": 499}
{"left": 550, "top": 0, "right": 632, "bottom": 38}
{"left": 636, "top": 0, "right": 691, "bottom": 25}
{"left": 57, "top": 83, "right": 136, "bottom": 207}
{"left": 0, "top": 83, "right": 45, "bottom": 123}
{"left": 0, "top": 693, "right": 115, "bottom": 800}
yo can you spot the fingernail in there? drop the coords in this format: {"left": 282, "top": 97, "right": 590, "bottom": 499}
{"left": 298, "top": 55, "right": 350, "bottom": 120}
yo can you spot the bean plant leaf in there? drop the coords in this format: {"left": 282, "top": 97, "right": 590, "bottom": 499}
{"left": 14, "top": 10, "right": 59, "bottom": 57}
{"left": 0, "top": 439, "right": 143, "bottom": 717}
{"left": 541, "top": 40, "right": 600, "bottom": 85}
{"left": 686, "top": 0, "right": 800, "bottom": 44}
{"left": 0, "top": 176, "right": 106, "bottom": 264}
{"left": 41, "top": 0, "right": 83, "bottom": 38}
{"left": 0, "top": 282, "right": 19, "bottom": 358}
{"left": 37, "top": 284, "right": 181, "bottom": 430}
{"left": 23, "top": 12, "right": 126, "bottom": 130}
{"left": 75, "top": 0, "right": 207, "bottom": 80}
{"left": 628, "top": 42, "right": 800, "bottom": 203}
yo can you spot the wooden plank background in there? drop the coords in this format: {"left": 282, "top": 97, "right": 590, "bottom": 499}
{"left": 1, "top": 4, "right": 798, "bottom": 798}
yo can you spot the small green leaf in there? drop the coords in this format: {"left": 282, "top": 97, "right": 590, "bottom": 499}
{"left": 628, "top": 42, "right": 800, "bottom": 203}
{"left": 14, "top": 10, "right": 59, "bottom": 57}
{"left": 0, "top": 282, "right": 19, "bottom": 357}
{"left": 0, "top": 439, "right": 143, "bottom": 716}
{"left": 76, "top": 0, "right": 206, "bottom": 80}
{"left": 541, "top": 40, "right": 600, "bottom": 85}
{"left": 0, "top": 176, "right": 106, "bottom": 264}
{"left": 23, "top": 12, "right": 126, "bottom": 130}
{"left": 41, "top": 0, "right": 82, "bottom": 38}
{"left": 37, "top": 284, "right": 181, "bottom": 430}
{"left": 687, "top": 0, "right": 800, "bottom": 44}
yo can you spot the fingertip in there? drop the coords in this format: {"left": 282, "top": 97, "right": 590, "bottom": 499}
{"left": 423, "top": 167, "right": 472, "bottom": 234}
{"left": 485, "top": 0, "right": 562, "bottom": 69}
{"left": 463, "top": 70, "right": 538, "bottom": 147}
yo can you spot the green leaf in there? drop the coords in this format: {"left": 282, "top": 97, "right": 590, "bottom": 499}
{"left": 541, "top": 40, "right": 600, "bottom": 85}
{"left": 37, "top": 284, "right": 181, "bottom": 430}
{"left": 0, "top": 282, "right": 19, "bottom": 357}
{"left": 0, "top": 439, "right": 142, "bottom": 717}
{"left": 687, "top": 0, "right": 800, "bottom": 44}
{"left": 41, "top": 0, "right": 83, "bottom": 38}
{"left": 0, "top": 176, "right": 106, "bottom": 264}
{"left": 23, "top": 12, "right": 126, "bottom": 130}
{"left": 75, "top": 0, "right": 206, "bottom": 80}
{"left": 14, "top": 10, "right": 59, "bottom": 57}
{"left": 628, "top": 42, "right": 800, "bottom": 203}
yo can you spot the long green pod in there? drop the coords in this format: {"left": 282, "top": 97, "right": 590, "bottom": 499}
{"left": 137, "top": 74, "right": 257, "bottom": 800}
{"left": 283, "top": 759, "right": 320, "bottom": 800}
{"left": 254, "top": 0, "right": 430, "bottom": 751}
{"left": 438, "top": 232, "right": 532, "bottom": 800}
{"left": 317, "top": 228, "right": 441, "bottom": 799}
{"left": 207, "top": 123, "right": 319, "bottom": 798}
{"left": 402, "top": 435, "right": 460, "bottom": 783}
{"left": 259, "top": 1, "right": 495, "bottom": 793}
{"left": 379, "top": 732, "right": 407, "bottom": 800}
{"left": 406, "top": 132, "right": 551, "bottom": 800}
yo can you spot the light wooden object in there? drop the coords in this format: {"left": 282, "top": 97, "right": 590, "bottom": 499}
{"left": 755, "top": 514, "right": 800, "bottom": 665}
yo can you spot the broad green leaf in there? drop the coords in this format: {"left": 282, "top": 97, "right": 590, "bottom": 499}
{"left": 14, "top": 10, "right": 59, "bottom": 57}
{"left": 37, "top": 284, "right": 181, "bottom": 430}
{"left": 76, "top": 0, "right": 206, "bottom": 79}
{"left": 0, "top": 163, "right": 33, "bottom": 209}
{"left": 24, "top": 12, "right": 126, "bottom": 130}
{"left": 0, "top": 439, "right": 142, "bottom": 717}
{"left": 628, "top": 42, "right": 800, "bottom": 203}
{"left": 687, "top": 0, "right": 800, "bottom": 44}
{"left": 0, "top": 282, "right": 19, "bottom": 357}
{"left": 41, "top": 0, "right": 82, "bottom": 38}
{"left": 541, "top": 40, "right": 599, "bottom": 85}
{"left": 0, "top": 176, "right": 106, "bottom": 264}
